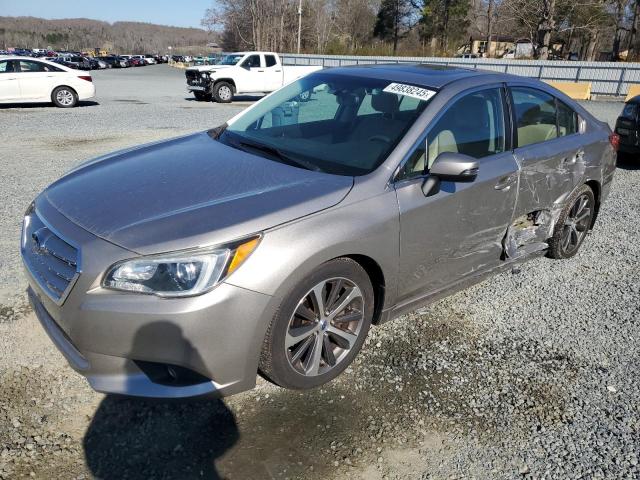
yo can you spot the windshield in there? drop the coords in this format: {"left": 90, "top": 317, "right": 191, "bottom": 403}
{"left": 218, "top": 54, "right": 244, "bottom": 66}
{"left": 221, "top": 72, "right": 434, "bottom": 176}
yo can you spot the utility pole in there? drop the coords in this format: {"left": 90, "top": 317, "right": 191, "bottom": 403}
{"left": 297, "top": 0, "right": 302, "bottom": 54}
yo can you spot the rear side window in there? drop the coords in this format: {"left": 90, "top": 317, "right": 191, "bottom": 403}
{"left": 557, "top": 101, "right": 578, "bottom": 136}
{"left": 511, "top": 87, "right": 558, "bottom": 147}
{"left": 18, "top": 60, "right": 63, "bottom": 73}
{"left": 19, "top": 60, "right": 46, "bottom": 72}
{"left": 265, "top": 55, "right": 277, "bottom": 67}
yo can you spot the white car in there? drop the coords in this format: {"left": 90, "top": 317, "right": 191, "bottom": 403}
{"left": 0, "top": 56, "right": 95, "bottom": 107}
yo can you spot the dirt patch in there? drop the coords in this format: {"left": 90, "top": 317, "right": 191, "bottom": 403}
{"left": 0, "top": 300, "right": 31, "bottom": 324}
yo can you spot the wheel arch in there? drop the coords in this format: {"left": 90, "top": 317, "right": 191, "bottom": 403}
{"left": 213, "top": 78, "right": 236, "bottom": 92}
{"left": 584, "top": 179, "right": 601, "bottom": 228}
{"left": 51, "top": 84, "right": 78, "bottom": 100}
{"left": 340, "top": 254, "right": 386, "bottom": 325}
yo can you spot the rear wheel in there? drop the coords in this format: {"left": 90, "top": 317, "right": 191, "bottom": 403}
{"left": 212, "top": 81, "right": 234, "bottom": 103}
{"left": 548, "top": 184, "right": 595, "bottom": 259}
{"left": 193, "top": 91, "right": 212, "bottom": 102}
{"left": 260, "top": 258, "right": 374, "bottom": 390}
{"left": 51, "top": 86, "right": 78, "bottom": 108}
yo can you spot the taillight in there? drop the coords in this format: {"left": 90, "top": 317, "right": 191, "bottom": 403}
{"left": 609, "top": 133, "right": 620, "bottom": 151}
{"left": 78, "top": 75, "right": 92, "bottom": 82}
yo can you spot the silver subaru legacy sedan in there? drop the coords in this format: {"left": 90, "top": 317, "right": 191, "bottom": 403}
{"left": 21, "top": 65, "right": 617, "bottom": 399}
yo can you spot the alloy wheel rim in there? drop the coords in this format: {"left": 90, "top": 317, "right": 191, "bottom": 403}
{"left": 56, "top": 90, "right": 73, "bottom": 106}
{"left": 285, "top": 277, "right": 364, "bottom": 377}
{"left": 219, "top": 86, "right": 232, "bottom": 100}
{"left": 561, "top": 193, "right": 592, "bottom": 254}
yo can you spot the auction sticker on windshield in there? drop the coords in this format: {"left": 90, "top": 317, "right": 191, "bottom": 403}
{"left": 383, "top": 83, "right": 436, "bottom": 102}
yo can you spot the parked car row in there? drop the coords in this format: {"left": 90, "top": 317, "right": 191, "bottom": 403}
{"left": 1, "top": 49, "right": 169, "bottom": 70}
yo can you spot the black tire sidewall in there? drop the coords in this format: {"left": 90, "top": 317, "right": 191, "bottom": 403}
{"left": 213, "top": 82, "right": 233, "bottom": 103}
{"left": 261, "top": 259, "right": 374, "bottom": 390}
{"left": 52, "top": 86, "right": 77, "bottom": 108}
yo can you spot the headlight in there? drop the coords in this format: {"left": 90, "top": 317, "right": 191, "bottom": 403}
{"left": 102, "top": 237, "right": 259, "bottom": 297}
{"left": 201, "top": 72, "right": 209, "bottom": 78}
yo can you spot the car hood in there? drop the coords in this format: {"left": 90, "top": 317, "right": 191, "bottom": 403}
{"left": 41, "top": 132, "right": 353, "bottom": 254}
{"left": 188, "top": 65, "right": 232, "bottom": 73}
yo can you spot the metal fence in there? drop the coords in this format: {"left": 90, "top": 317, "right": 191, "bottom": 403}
{"left": 281, "top": 53, "right": 640, "bottom": 97}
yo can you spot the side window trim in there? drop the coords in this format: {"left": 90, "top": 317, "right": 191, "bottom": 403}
{"left": 393, "top": 83, "right": 509, "bottom": 184}
{"left": 555, "top": 98, "right": 580, "bottom": 138}
{"left": 501, "top": 85, "right": 514, "bottom": 152}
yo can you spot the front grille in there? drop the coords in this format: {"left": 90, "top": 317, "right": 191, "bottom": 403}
{"left": 186, "top": 70, "right": 206, "bottom": 86}
{"left": 21, "top": 208, "right": 80, "bottom": 304}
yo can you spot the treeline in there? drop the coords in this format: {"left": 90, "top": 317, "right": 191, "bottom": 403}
{"left": 204, "top": 0, "right": 640, "bottom": 61}
{"left": 0, "top": 16, "right": 212, "bottom": 54}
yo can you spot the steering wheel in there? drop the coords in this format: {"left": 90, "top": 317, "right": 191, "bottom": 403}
{"left": 368, "top": 135, "right": 392, "bottom": 143}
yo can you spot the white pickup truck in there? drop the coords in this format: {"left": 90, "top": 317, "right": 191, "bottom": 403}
{"left": 185, "top": 51, "right": 322, "bottom": 103}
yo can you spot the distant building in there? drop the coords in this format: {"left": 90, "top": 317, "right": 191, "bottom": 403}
{"left": 207, "top": 42, "right": 222, "bottom": 53}
{"left": 466, "top": 35, "right": 515, "bottom": 58}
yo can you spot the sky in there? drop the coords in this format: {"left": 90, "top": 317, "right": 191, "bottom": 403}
{"left": 0, "top": 0, "right": 214, "bottom": 29}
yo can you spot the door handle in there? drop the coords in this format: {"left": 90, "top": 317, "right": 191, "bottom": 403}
{"left": 275, "top": 70, "right": 282, "bottom": 72}
{"left": 257, "top": 70, "right": 264, "bottom": 72}
{"left": 494, "top": 174, "right": 516, "bottom": 191}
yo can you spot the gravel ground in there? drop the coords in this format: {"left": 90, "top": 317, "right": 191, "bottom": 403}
{"left": 0, "top": 66, "right": 639, "bottom": 479}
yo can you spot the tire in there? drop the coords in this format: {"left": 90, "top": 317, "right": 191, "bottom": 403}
{"left": 259, "top": 258, "right": 374, "bottom": 390}
{"left": 193, "top": 91, "right": 212, "bottom": 102}
{"left": 547, "top": 184, "right": 595, "bottom": 259}
{"left": 212, "top": 81, "right": 234, "bottom": 103}
{"left": 51, "top": 86, "right": 78, "bottom": 108}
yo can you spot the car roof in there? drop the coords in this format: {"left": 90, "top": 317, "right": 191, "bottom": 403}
{"left": 323, "top": 63, "right": 523, "bottom": 90}
{"left": 626, "top": 95, "right": 640, "bottom": 104}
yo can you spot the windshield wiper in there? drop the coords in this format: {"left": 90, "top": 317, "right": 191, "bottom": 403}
{"left": 238, "top": 139, "right": 321, "bottom": 172}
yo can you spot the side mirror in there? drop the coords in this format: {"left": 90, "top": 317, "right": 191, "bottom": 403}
{"left": 421, "top": 152, "right": 479, "bottom": 197}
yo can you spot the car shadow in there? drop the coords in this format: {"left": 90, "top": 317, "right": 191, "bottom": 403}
{"left": 616, "top": 153, "right": 640, "bottom": 170}
{"left": 84, "top": 395, "right": 238, "bottom": 480}
{"left": 83, "top": 321, "right": 239, "bottom": 479}
{"left": 183, "top": 95, "right": 264, "bottom": 103}
{"left": 0, "top": 100, "right": 99, "bottom": 109}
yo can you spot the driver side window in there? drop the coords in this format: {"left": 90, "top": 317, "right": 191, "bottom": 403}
{"left": 399, "top": 88, "right": 506, "bottom": 179}
{"left": 242, "top": 55, "right": 261, "bottom": 69}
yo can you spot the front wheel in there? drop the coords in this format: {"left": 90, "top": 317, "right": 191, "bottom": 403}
{"left": 193, "top": 91, "right": 212, "bottom": 102}
{"left": 212, "top": 81, "right": 234, "bottom": 103}
{"left": 260, "top": 258, "right": 374, "bottom": 390}
{"left": 547, "top": 184, "right": 595, "bottom": 259}
{"left": 51, "top": 86, "right": 78, "bottom": 108}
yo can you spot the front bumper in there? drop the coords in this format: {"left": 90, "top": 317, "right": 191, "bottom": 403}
{"left": 23, "top": 199, "right": 276, "bottom": 399}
